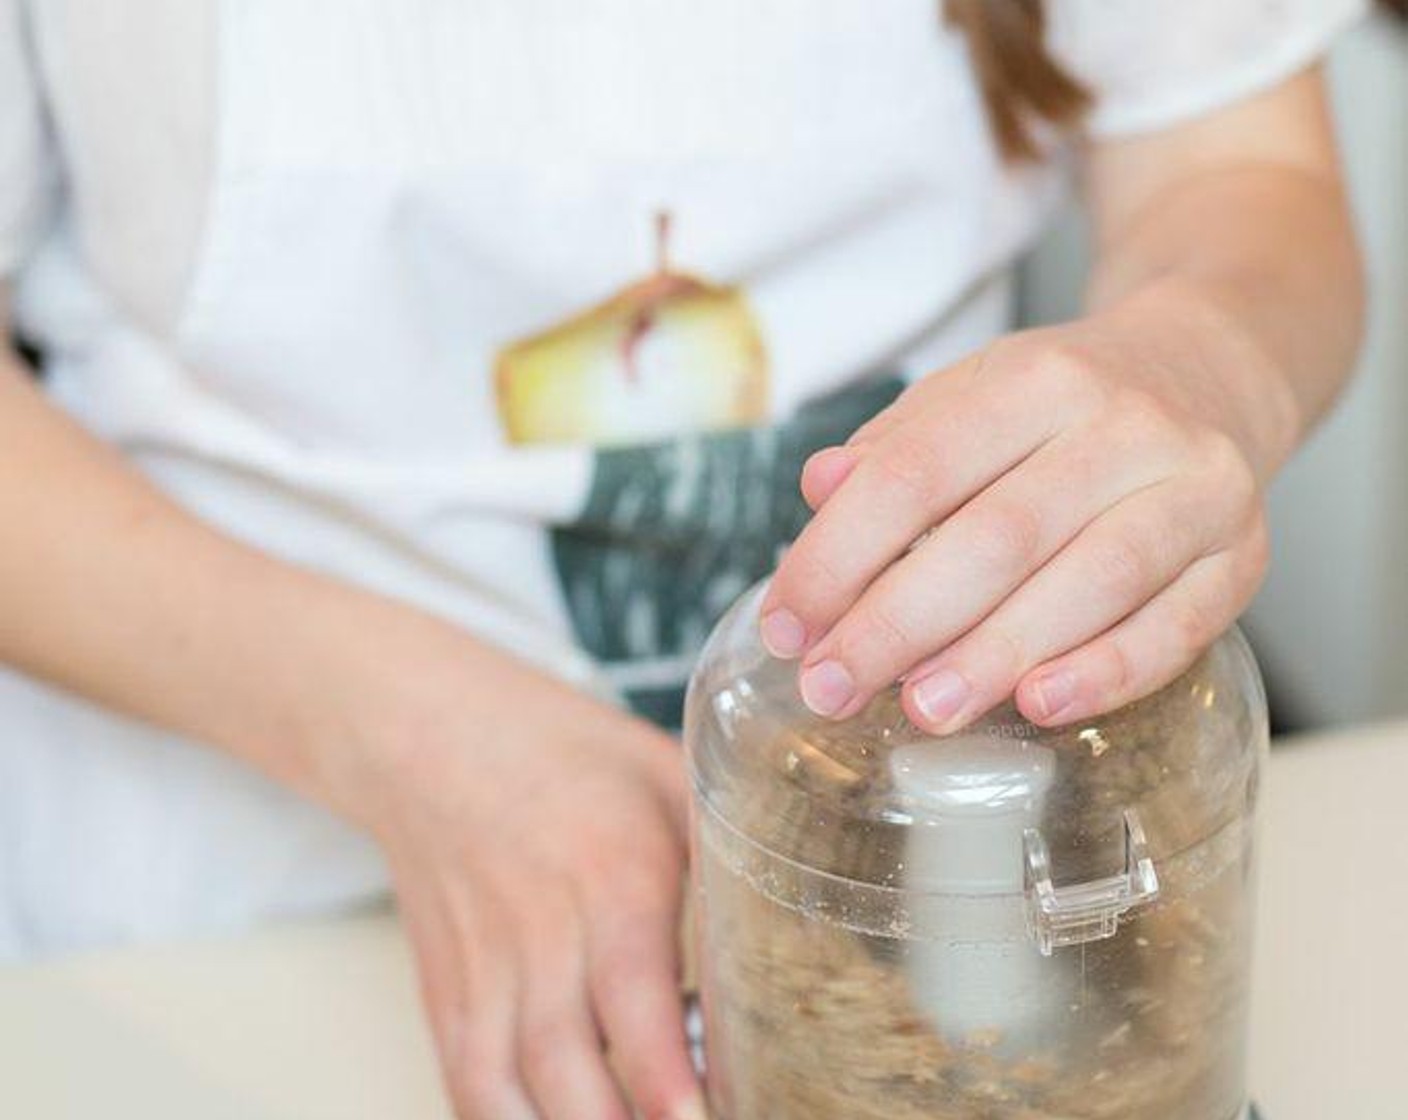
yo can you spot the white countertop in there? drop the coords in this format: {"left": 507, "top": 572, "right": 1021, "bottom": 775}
{"left": 2, "top": 721, "right": 1405, "bottom": 1119}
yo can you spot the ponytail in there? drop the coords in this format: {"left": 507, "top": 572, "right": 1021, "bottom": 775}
{"left": 944, "top": 0, "right": 1092, "bottom": 160}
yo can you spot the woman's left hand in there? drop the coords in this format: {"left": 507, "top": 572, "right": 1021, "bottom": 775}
{"left": 760, "top": 290, "right": 1286, "bottom": 733}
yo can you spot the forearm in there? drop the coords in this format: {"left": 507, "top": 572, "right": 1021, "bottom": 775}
{"left": 0, "top": 334, "right": 525, "bottom": 820}
{"left": 1082, "top": 70, "right": 1364, "bottom": 479}
{"left": 1087, "top": 166, "right": 1362, "bottom": 474}
{"left": 0, "top": 334, "right": 702, "bottom": 1120}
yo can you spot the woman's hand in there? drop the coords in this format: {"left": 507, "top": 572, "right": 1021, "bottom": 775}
{"left": 332, "top": 642, "right": 703, "bottom": 1120}
{"left": 1, "top": 326, "right": 703, "bottom": 1120}
{"left": 761, "top": 287, "right": 1286, "bottom": 733}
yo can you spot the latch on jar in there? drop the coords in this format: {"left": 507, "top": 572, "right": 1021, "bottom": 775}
{"left": 1023, "top": 808, "right": 1160, "bottom": 956}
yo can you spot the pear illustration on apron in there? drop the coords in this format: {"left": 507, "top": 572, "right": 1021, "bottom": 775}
{"left": 495, "top": 214, "right": 769, "bottom": 446}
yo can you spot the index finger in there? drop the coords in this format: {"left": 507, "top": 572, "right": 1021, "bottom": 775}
{"left": 590, "top": 880, "right": 704, "bottom": 1120}
{"left": 760, "top": 376, "right": 1057, "bottom": 663}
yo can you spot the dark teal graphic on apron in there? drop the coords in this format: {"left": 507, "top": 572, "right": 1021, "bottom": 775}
{"left": 552, "top": 375, "right": 904, "bottom": 727}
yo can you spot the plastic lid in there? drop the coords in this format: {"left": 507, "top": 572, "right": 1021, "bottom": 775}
{"left": 684, "top": 581, "right": 1267, "bottom": 947}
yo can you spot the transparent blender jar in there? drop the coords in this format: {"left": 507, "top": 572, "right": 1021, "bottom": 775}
{"left": 684, "top": 582, "right": 1267, "bottom": 1120}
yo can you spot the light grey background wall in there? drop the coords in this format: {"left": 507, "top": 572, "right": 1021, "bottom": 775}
{"left": 1019, "top": 12, "right": 1408, "bottom": 728}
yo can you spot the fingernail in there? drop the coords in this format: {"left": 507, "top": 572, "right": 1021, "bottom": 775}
{"left": 1031, "top": 668, "right": 1078, "bottom": 722}
{"left": 799, "top": 659, "right": 856, "bottom": 717}
{"left": 672, "top": 1097, "right": 710, "bottom": 1120}
{"left": 909, "top": 668, "right": 971, "bottom": 727}
{"left": 760, "top": 608, "right": 807, "bottom": 658}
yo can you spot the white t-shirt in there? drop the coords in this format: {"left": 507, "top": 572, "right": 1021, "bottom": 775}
{"left": 0, "top": 0, "right": 1367, "bottom": 955}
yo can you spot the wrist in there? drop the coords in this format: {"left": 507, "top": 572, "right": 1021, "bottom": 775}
{"left": 284, "top": 592, "right": 473, "bottom": 829}
{"left": 1095, "top": 276, "right": 1302, "bottom": 481}
{"left": 291, "top": 588, "right": 595, "bottom": 835}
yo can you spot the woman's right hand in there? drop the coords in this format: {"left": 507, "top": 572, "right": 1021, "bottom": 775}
{"left": 0, "top": 329, "right": 703, "bottom": 1118}
{"left": 329, "top": 634, "right": 705, "bottom": 1120}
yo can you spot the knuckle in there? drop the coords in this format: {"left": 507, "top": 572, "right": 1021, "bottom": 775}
{"left": 624, "top": 1071, "right": 677, "bottom": 1120}
{"left": 838, "top": 597, "right": 918, "bottom": 669}
{"left": 1167, "top": 598, "right": 1216, "bottom": 662}
{"left": 1193, "top": 425, "right": 1239, "bottom": 467}
{"left": 453, "top": 1045, "right": 514, "bottom": 1119}
{"left": 982, "top": 626, "right": 1028, "bottom": 679}
{"left": 519, "top": 874, "right": 579, "bottom": 931}
{"left": 518, "top": 1016, "right": 578, "bottom": 1083}
{"left": 568, "top": 837, "right": 640, "bottom": 897}
{"left": 1092, "top": 534, "right": 1157, "bottom": 602}
{"left": 1111, "top": 389, "right": 1179, "bottom": 446}
{"left": 774, "top": 537, "right": 850, "bottom": 615}
{"left": 592, "top": 938, "right": 673, "bottom": 1016}
{"left": 1099, "top": 638, "right": 1138, "bottom": 700}
{"left": 456, "top": 1080, "right": 504, "bottom": 1120}
{"left": 1036, "top": 343, "right": 1105, "bottom": 407}
{"left": 590, "top": 940, "right": 639, "bottom": 994}
{"left": 968, "top": 501, "right": 1044, "bottom": 572}
{"left": 1195, "top": 428, "right": 1257, "bottom": 494}
{"left": 597, "top": 920, "right": 673, "bottom": 991}
{"left": 870, "top": 432, "right": 944, "bottom": 506}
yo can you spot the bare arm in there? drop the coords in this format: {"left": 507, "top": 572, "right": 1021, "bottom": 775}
{"left": 0, "top": 292, "right": 703, "bottom": 1120}
{"left": 763, "top": 68, "right": 1363, "bottom": 731}
{"left": 0, "top": 291, "right": 420, "bottom": 806}
{"left": 1084, "top": 67, "right": 1364, "bottom": 476}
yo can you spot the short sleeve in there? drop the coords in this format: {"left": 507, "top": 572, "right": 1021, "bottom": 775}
{"left": 0, "top": 0, "right": 55, "bottom": 278}
{"left": 1047, "top": 0, "right": 1371, "bottom": 138}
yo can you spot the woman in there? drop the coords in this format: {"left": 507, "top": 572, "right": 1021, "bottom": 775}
{"left": 0, "top": 2, "right": 1366, "bottom": 1118}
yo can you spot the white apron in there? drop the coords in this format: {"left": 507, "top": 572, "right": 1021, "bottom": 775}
{"left": 3, "top": 0, "right": 1054, "bottom": 955}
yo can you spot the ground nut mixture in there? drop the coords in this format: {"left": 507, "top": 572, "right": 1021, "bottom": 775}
{"left": 691, "top": 659, "right": 1257, "bottom": 1120}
